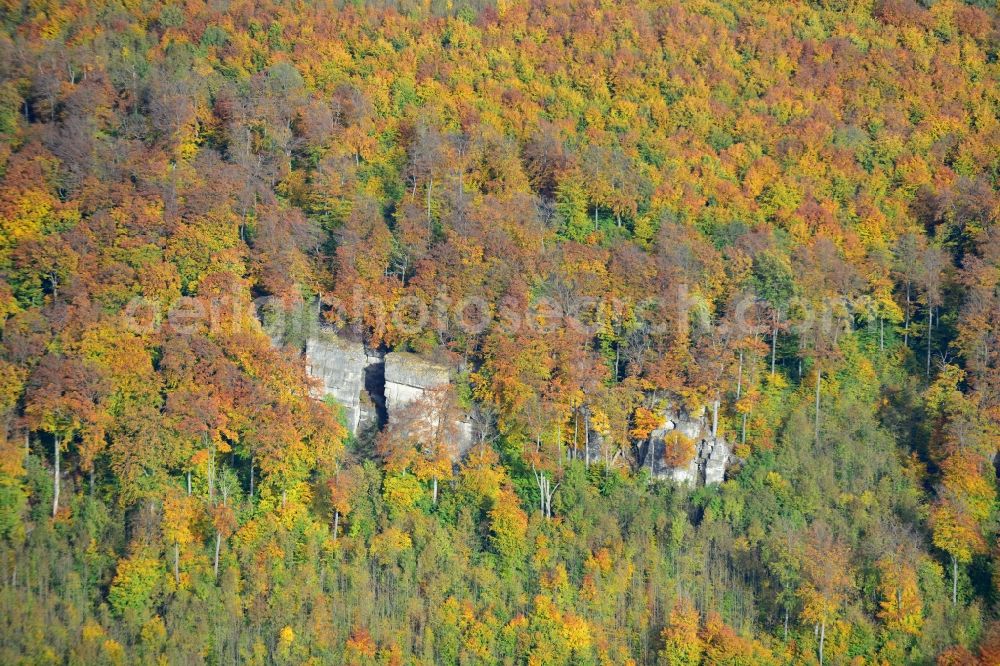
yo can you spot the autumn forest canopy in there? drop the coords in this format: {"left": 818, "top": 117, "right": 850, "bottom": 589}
{"left": 0, "top": 0, "right": 999, "bottom": 663}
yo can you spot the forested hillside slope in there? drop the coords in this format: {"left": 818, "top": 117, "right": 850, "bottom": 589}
{"left": 0, "top": 0, "right": 999, "bottom": 663}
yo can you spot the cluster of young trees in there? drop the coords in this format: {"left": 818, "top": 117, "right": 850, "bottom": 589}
{"left": 0, "top": 0, "right": 999, "bottom": 663}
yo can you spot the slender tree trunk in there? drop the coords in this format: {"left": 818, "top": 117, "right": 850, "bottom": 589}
{"left": 736, "top": 351, "right": 743, "bottom": 400}
{"left": 815, "top": 369, "right": 822, "bottom": 447}
{"left": 333, "top": 510, "right": 340, "bottom": 541}
{"left": 187, "top": 470, "right": 191, "bottom": 495}
{"left": 542, "top": 473, "right": 549, "bottom": 520}
{"left": 819, "top": 618, "right": 826, "bottom": 666}
{"left": 783, "top": 608, "right": 789, "bottom": 641}
{"left": 557, "top": 424, "right": 563, "bottom": 471}
{"left": 214, "top": 532, "right": 221, "bottom": 578}
{"left": 534, "top": 468, "right": 552, "bottom": 519}
{"left": 771, "top": 317, "right": 778, "bottom": 376}
{"left": 585, "top": 411, "right": 591, "bottom": 468}
{"left": 208, "top": 446, "right": 215, "bottom": 502}
{"left": 544, "top": 476, "right": 548, "bottom": 519}
{"left": 712, "top": 399, "right": 720, "bottom": 439}
{"left": 547, "top": 479, "right": 552, "bottom": 519}
{"left": 426, "top": 179, "right": 433, "bottom": 229}
{"left": 952, "top": 555, "right": 958, "bottom": 605}
{"left": 432, "top": 477, "right": 438, "bottom": 505}
{"left": 574, "top": 409, "right": 579, "bottom": 460}
{"left": 926, "top": 307, "right": 933, "bottom": 378}
{"left": 741, "top": 411, "right": 748, "bottom": 446}
{"left": 539, "top": 474, "right": 558, "bottom": 520}
{"left": 904, "top": 283, "right": 911, "bottom": 347}
{"left": 52, "top": 436, "right": 60, "bottom": 518}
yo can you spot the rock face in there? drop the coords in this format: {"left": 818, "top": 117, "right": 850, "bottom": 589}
{"left": 305, "top": 334, "right": 368, "bottom": 434}
{"left": 304, "top": 330, "right": 474, "bottom": 456}
{"left": 384, "top": 352, "right": 451, "bottom": 415}
{"left": 384, "top": 351, "right": 475, "bottom": 456}
{"left": 645, "top": 407, "right": 731, "bottom": 486}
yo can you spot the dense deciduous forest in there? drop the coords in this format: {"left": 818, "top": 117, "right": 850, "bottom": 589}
{"left": 0, "top": 0, "right": 999, "bottom": 663}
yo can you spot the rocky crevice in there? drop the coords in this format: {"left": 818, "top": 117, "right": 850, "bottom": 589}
{"left": 304, "top": 330, "right": 475, "bottom": 455}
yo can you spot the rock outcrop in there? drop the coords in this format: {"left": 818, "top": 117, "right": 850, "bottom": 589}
{"left": 384, "top": 352, "right": 451, "bottom": 415}
{"left": 645, "top": 407, "right": 732, "bottom": 486}
{"left": 305, "top": 333, "right": 368, "bottom": 434}
{"left": 384, "top": 351, "right": 475, "bottom": 456}
{"left": 303, "top": 329, "right": 474, "bottom": 456}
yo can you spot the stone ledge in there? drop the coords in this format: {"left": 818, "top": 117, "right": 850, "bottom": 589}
{"left": 384, "top": 352, "right": 451, "bottom": 389}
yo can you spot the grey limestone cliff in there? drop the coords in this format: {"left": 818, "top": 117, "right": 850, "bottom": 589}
{"left": 303, "top": 330, "right": 474, "bottom": 456}
{"left": 384, "top": 351, "right": 475, "bottom": 456}
{"left": 305, "top": 333, "right": 368, "bottom": 434}
{"left": 644, "top": 406, "right": 732, "bottom": 486}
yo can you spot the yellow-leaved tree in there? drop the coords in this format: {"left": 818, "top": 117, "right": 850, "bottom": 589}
{"left": 658, "top": 598, "right": 703, "bottom": 666}
{"left": 798, "top": 524, "right": 853, "bottom": 666}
